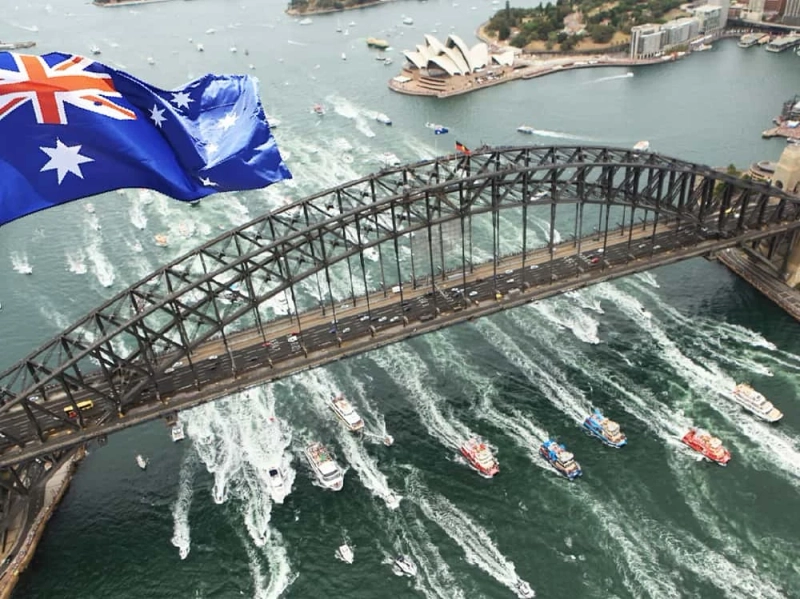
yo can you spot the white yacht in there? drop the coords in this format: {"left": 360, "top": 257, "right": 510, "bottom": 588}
{"left": 517, "top": 125, "right": 535, "bottom": 134}
{"left": 267, "top": 462, "right": 288, "bottom": 504}
{"left": 171, "top": 421, "right": 185, "bottom": 442}
{"left": 392, "top": 555, "right": 417, "bottom": 577}
{"left": 375, "top": 113, "right": 392, "bottom": 126}
{"left": 514, "top": 579, "right": 536, "bottom": 598}
{"left": 335, "top": 543, "right": 354, "bottom": 564}
{"left": 729, "top": 383, "right": 783, "bottom": 422}
{"left": 136, "top": 454, "right": 148, "bottom": 470}
{"left": 329, "top": 393, "right": 365, "bottom": 432}
{"left": 304, "top": 442, "right": 344, "bottom": 490}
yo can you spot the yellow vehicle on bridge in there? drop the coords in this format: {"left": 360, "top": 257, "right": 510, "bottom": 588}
{"left": 64, "top": 400, "right": 94, "bottom": 419}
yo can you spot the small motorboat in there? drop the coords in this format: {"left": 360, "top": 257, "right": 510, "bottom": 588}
{"left": 379, "top": 152, "right": 401, "bottom": 167}
{"left": 539, "top": 440, "right": 582, "bottom": 480}
{"left": 633, "top": 140, "right": 650, "bottom": 152}
{"left": 230, "top": 46, "right": 238, "bottom": 53}
{"left": 514, "top": 579, "right": 536, "bottom": 598}
{"left": 392, "top": 555, "right": 417, "bottom": 577}
{"left": 681, "top": 428, "right": 731, "bottom": 466}
{"left": 460, "top": 437, "right": 499, "bottom": 477}
{"left": 136, "top": 454, "right": 148, "bottom": 470}
{"left": 341, "top": 52, "right": 347, "bottom": 61}
{"left": 402, "top": 16, "right": 414, "bottom": 25}
{"left": 171, "top": 422, "right": 185, "bottom": 442}
{"left": 582, "top": 409, "right": 627, "bottom": 448}
{"left": 299, "top": 17, "right": 312, "bottom": 25}
{"left": 154, "top": 233, "right": 169, "bottom": 247}
{"left": 313, "top": 103, "right": 325, "bottom": 116}
{"left": 517, "top": 125, "right": 535, "bottom": 134}
{"left": 267, "top": 463, "right": 288, "bottom": 504}
{"left": 375, "top": 113, "right": 392, "bottom": 126}
{"left": 335, "top": 543, "right": 354, "bottom": 564}
{"left": 196, "top": 43, "right": 204, "bottom": 52}
{"left": 329, "top": 393, "right": 365, "bottom": 432}
{"left": 90, "top": 45, "right": 101, "bottom": 55}
{"left": 425, "top": 121, "right": 449, "bottom": 135}
{"left": 383, "top": 435, "right": 394, "bottom": 447}
{"left": 147, "top": 56, "right": 155, "bottom": 65}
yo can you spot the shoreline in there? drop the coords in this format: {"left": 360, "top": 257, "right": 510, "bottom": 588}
{"left": 0, "top": 449, "right": 84, "bottom": 599}
{"left": 286, "top": 0, "right": 392, "bottom": 17}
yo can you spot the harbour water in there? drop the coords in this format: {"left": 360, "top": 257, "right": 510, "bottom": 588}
{"left": 1, "top": 1, "right": 800, "bottom": 597}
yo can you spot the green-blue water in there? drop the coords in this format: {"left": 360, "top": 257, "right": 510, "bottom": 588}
{"left": 2, "top": 1, "right": 800, "bottom": 597}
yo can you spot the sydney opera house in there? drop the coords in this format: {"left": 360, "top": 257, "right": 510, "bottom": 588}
{"left": 402, "top": 34, "right": 515, "bottom": 77}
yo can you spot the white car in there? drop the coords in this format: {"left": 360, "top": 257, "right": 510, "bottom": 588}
{"left": 342, "top": 327, "right": 351, "bottom": 334}
{"left": 390, "top": 316, "right": 400, "bottom": 322}
{"left": 504, "top": 269, "right": 513, "bottom": 275}
{"left": 207, "top": 355, "right": 218, "bottom": 361}
{"left": 359, "top": 315, "right": 370, "bottom": 322}
{"left": 468, "top": 290, "right": 478, "bottom": 297}
{"left": 378, "top": 316, "right": 388, "bottom": 323}
{"left": 287, "top": 335, "right": 298, "bottom": 343}
{"left": 529, "top": 264, "right": 539, "bottom": 270}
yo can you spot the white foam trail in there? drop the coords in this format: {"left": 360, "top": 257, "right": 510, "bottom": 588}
{"left": 65, "top": 249, "right": 88, "bottom": 274}
{"left": 476, "top": 318, "right": 591, "bottom": 424}
{"left": 589, "top": 72, "right": 634, "bottom": 84}
{"left": 408, "top": 471, "right": 532, "bottom": 596}
{"left": 129, "top": 199, "right": 147, "bottom": 230}
{"left": 10, "top": 252, "right": 33, "bottom": 274}
{"left": 86, "top": 241, "right": 115, "bottom": 288}
{"left": 531, "top": 299, "right": 601, "bottom": 344}
{"left": 245, "top": 528, "right": 296, "bottom": 599}
{"left": 633, "top": 271, "right": 659, "bottom": 288}
{"left": 369, "top": 344, "right": 475, "bottom": 448}
{"left": 534, "top": 129, "right": 596, "bottom": 141}
{"left": 294, "top": 370, "right": 401, "bottom": 509}
{"left": 170, "top": 452, "right": 195, "bottom": 560}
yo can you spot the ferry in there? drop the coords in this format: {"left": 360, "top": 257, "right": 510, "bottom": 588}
{"left": 514, "top": 579, "right": 536, "bottom": 598}
{"left": 375, "top": 113, "right": 392, "bottom": 126}
{"left": 632, "top": 140, "right": 650, "bottom": 152}
{"left": 517, "top": 125, "right": 535, "bottom": 134}
{"left": 366, "top": 37, "right": 390, "bottom": 50}
{"left": 539, "top": 440, "right": 582, "bottom": 480}
{"left": 582, "top": 409, "right": 627, "bottom": 448}
{"left": 738, "top": 33, "right": 761, "bottom": 48}
{"left": 681, "top": 428, "right": 731, "bottom": 465}
{"left": 329, "top": 393, "right": 365, "bottom": 432}
{"left": 766, "top": 35, "right": 800, "bottom": 53}
{"left": 171, "top": 421, "right": 185, "bottom": 442}
{"left": 336, "top": 543, "right": 354, "bottom": 564}
{"left": 459, "top": 437, "right": 499, "bottom": 477}
{"left": 392, "top": 555, "right": 417, "bottom": 577}
{"left": 266, "top": 462, "right": 288, "bottom": 504}
{"left": 730, "top": 383, "right": 783, "bottom": 422}
{"left": 304, "top": 442, "right": 344, "bottom": 490}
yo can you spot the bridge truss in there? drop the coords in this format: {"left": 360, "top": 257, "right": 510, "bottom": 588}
{"left": 0, "top": 145, "right": 798, "bottom": 515}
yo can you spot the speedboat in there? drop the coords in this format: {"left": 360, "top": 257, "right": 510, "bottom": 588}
{"left": 383, "top": 57, "right": 393, "bottom": 66}
{"left": 383, "top": 434, "right": 394, "bottom": 447}
{"left": 425, "top": 122, "right": 449, "bottom": 134}
{"left": 514, "top": 579, "right": 536, "bottom": 598}
{"left": 329, "top": 393, "right": 365, "bottom": 432}
{"left": 402, "top": 16, "right": 414, "bottom": 25}
{"left": 313, "top": 103, "right": 325, "bottom": 116}
{"left": 517, "top": 125, "right": 535, "bottom": 134}
{"left": 460, "top": 437, "right": 499, "bottom": 477}
{"left": 379, "top": 152, "right": 401, "bottom": 167}
{"left": 196, "top": 43, "right": 204, "bottom": 52}
{"left": 336, "top": 543, "right": 354, "bottom": 564}
{"left": 304, "top": 442, "right": 344, "bottom": 490}
{"left": 392, "top": 555, "right": 417, "bottom": 577}
{"left": 267, "top": 463, "right": 288, "bottom": 504}
{"left": 136, "top": 454, "right": 148, "bottom": 470}
{"left": 375, "top": 113, "right": 392, "bottom": 126}
{"left": 729, "top": 383, "right": 783, "bottom": 422}
{"left": 90, "top": 44, "right": 101, "bottom": 55}
{"left": 341, "top": 52, "right": 347, "bottom": 61}
{"left": 681, "top": 428, "right": 731, "bottom": 465}
{"left": 147, "top": 56, "right": 155, "bottom": 65}
{"left": 171, "top": 422, "right": 185, "bottom": 442}
{"left": 154, "top": 234, "right": 169, "bottom": 247}
{"left": 539, "top": 440, "right": 582, "bottom": 480}
{"left": 632, "top": 140, "right": 650, "bottom": 152}
{"left": 582, "top": 409, "right": 627, "bottom": 448}
{"left": 299, "top": 17, "right": 312, "bottom": 25}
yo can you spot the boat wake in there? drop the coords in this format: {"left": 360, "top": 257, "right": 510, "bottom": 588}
{"left": 65, "top": 249, "right": 88, "bottom": 275}
{"left": 589, "top": 72, "right": 634, "bottom": 84}
{"left": 170, "top": 452, "right": 196, "bottom": 560}
{"left": 533, "top": 128, "right": 596, "bottom": 141}
{"left": 10, "top": 252, "right": 33, "bottom": 275}
{"left": 86, "top": 241, "right": 115, "bottom": 288}
{"left": 407, "top": 471, "right": 533, "bottom": 597}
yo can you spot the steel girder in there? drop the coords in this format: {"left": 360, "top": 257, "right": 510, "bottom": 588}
{"left": 0, "top": 145, "right": 797, "bottom": 460}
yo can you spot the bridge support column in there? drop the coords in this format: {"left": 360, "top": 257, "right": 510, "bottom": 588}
{"left": 784, "top": 235, "right": 800, "bottom": 288}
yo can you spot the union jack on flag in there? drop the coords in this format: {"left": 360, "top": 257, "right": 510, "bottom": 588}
{"left": 0, "top": 53, "right": 136, "bottom": 125}
{"left": 0, "top": 51, "right": 291, "bottom": 227}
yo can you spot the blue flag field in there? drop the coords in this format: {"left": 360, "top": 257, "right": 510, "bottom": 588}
{"left": 0, "top": 51, "right": 291, "bottom": 226}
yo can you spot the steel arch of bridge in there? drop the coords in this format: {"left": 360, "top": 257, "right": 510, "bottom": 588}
{"left": 0, "top": 145, "right": 799, "bottom": 475}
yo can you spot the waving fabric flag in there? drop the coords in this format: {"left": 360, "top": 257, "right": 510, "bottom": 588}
{"left": 0, "top": 52, "right": 291, "bottom": 226}
{"left": 455, "top": 141, "right": 470, "bottom": 155}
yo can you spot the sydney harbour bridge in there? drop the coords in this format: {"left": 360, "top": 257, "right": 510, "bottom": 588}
{"left": 1, "top": 144, "right": 799, "bottom": 538}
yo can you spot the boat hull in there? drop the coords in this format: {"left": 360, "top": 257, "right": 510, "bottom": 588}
{"left": 582, "top": 420, "right": 627, "bottom": 448}
{"left": 538, "top": 447, "right": 582, "bottom": 480}
{"left": 681, "top": 432, "right": 731, "bottom": 466}
{"left": 459, "top": 447, "right": 499, "bottom": 477}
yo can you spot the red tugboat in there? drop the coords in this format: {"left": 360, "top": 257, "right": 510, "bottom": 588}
{"left": 460, "top": 437, "right": 499, "bottom": 477}
{"left": 681, "top": 428, "right": 731, "bottom": 466}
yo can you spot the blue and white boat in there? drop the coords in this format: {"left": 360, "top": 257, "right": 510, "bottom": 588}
{"left": 539, "top": 440, "right": 582, "bottom": 480}
{"left": 582, "top": 409, "right": 627, "bottom": 448}
{"left": 425, "top": 122, "right": 449, "bottom": 135}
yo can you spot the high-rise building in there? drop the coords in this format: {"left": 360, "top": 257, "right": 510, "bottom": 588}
{"left": 784, "top": 0, "right": 800, "bottom": 19}
{"left": 630, "top": 24, "right": 666, "bottom": 58}
{"left": 694, "top": 5, "right": 724, "bottom": 32}
{"left": 708, "top": 0, "right": 730, "bottom": 27}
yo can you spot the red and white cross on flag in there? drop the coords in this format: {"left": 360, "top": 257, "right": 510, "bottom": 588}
{"left": 0, "top": 53, "right": 137, "bottom": 125}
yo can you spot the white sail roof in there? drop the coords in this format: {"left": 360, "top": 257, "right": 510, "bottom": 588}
{"left": 402, "top": 34, "right": 509, "bottom": 75}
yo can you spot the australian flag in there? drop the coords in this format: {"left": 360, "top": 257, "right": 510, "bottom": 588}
{"left": 0, "top": 52, "right": 292, "bottom": 226}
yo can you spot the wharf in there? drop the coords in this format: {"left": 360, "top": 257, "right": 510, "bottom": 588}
{"left": 0, "top": 41, "right": 35, "bottom": 50}
{"left": 762, "top": 125, "right": 800, "bottom": 142}
{"left": 716, "top": 248, "right": 800, "bottom": 322}
{"left": 0, "top": 449, "right": 83, "bottom": 599}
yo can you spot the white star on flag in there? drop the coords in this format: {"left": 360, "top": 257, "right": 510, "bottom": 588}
{"left": 217, "top": 112, "right": 237, "bottom": 131}
{"left": 39, "top": 139, "right": 94, "bottom": 184}
{"left": 199, "top": 176, "right": 218, "bottom": 187}
{"left": 205, "top": 142, "right": 219, "bottom": 155}
{"left": 149, "top": 104, "right": 167, "bottom": 128}
{"left": 171, "top": 91, "right": 193, "bottom": 110}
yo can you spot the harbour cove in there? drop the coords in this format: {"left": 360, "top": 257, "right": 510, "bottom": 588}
{"left": 0, "top": 1, "right": 799, "bottom": 599}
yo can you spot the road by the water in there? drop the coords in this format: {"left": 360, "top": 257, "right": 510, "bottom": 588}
{"left": 1, "top": 1, "right": 799, "bottom": 598}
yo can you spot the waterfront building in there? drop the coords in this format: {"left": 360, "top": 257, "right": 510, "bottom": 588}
{"left": 694, "top": 5, "right": 724, "bottom": 32}
{"left": 661, "top": 17, "right": 701, "bottom": 46}
{"left": 402, "top": 34, "right": 514, "bottom": 76}
{"left": 630, "top": 24, "right": 666, "bottom": 59}
{"left": 708, "top": 0, "right": 731, "bottom": 27}
{"left": 785, "top": 0, "right": 800, "bottom": 21}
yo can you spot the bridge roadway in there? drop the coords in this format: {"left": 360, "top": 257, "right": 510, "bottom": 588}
{"left": 0, "top": 216, "right": 789, "bottom": 467}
